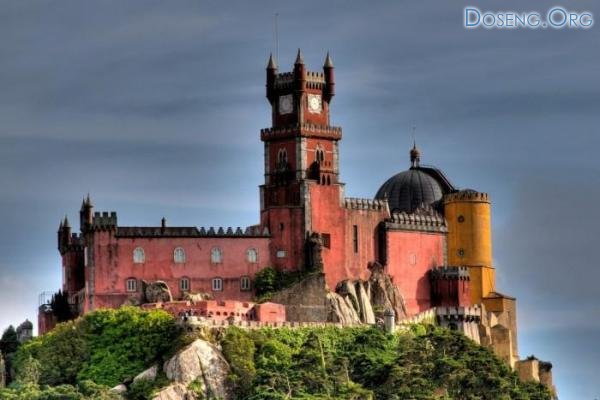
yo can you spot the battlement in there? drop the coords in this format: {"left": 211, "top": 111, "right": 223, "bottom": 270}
{"left": 274, "top": 70, "right": 326, "bottom": 90}
{"left": 92, "top": 211, "right": 118, "bottom": 230}
{"left": 261, "top": 123, "right": 342, "bottom": 141}
{"left": 115, "top": 225, "right": 270, "bottom": 238}
{"left": 436, "top": 305, "right": 482, "bottom": 322}
{"left": 344, "top": 197, "right": 387, "bottom": 211}
{"left": 385, "top": 210, "right": 447, "bottom": 233}
{"left": 430, "top": 266, "right": 470, "bottom": 280}
{"left": 444, "top": 190, "right": 490, "bottom": 203}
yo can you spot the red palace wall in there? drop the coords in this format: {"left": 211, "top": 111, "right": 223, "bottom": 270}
{"left": 385, "top": 231, "right": 445, "bottom": 315}
{"left": 260, "top": 206, "right": 305, "bottom": 271}
{"left": 87, "top": 231, "right": 270, "bottom": 311}
{"left": 431, "top": 278, "right": 471, "bottom": 307}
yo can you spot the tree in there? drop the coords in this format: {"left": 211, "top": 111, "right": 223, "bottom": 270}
{"left": 0, "top": 326, "right": 19, "bottom": 356}
{"left": 51, "top": 290, "right": 74, "bottom": 322}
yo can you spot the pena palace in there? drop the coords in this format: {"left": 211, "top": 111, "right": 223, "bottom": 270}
{"left": 40, "top": 50, "right": 544, "bottom": 378}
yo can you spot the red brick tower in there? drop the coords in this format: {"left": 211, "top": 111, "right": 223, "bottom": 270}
{"left": 260, "top": 50, "right": 342, "bottom": 271}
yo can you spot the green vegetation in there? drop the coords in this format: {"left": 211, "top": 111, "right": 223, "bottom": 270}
{"left": 1, "top": 325, "right": 21, "bottom": 382}
{"left": 253, "top": 267, "right": 314, "bottom": 302}
{"left": 2, "top": 306, "right": 552, "bottom": 399}
{"left": 220, "top": 325, "right": 552, "bottom": 400}
{"left": 11, "top": 307, "right": 180, "bottom": 388}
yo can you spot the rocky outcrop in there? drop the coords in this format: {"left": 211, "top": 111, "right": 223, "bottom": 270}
{"left": 161, "top": 339, "right": 231, "bottom": 400}
{"left": 152, "top": 383, "right": 193, "bottom": 400}
{"left": 143, "top": 281, "right": 173, "bottom": 303}
{"left": 366, "top": 261, "right": 407, "bottom": 320}
{"left": 133, "top": 364, "right": 158, "bottom": 383}
{"left": 182, "top": 292, "right": 213, "bottom": 304}
{"left": 271, "top": 264, "right": 407, "bottom": 324}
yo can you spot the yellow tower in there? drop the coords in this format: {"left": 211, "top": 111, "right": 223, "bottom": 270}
{"left": 444, "top": 190, "right": 495, "bottom": 305}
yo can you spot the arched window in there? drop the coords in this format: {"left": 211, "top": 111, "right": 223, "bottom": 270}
{"left": 180, "top": 277, "right": 190, "bottom": 291}
{"left": 211, "top": 247, "right": 222, "bottom": 264}
{"left": 126, "top": 278, "right": 137, "bottom": 292}
{"left": 316, "top": 147, "right": 324, "bottom": 164}
{"left": 277, "top": 148, "right": 288, "bottom": 165}
{"left": 246, "top": 248, "right": 258, "bottom": 263}
{"left": 174, "top": 247, "right": 186, "bottom": 263}
{"left": 212, "top": 278, "right": 223, "bottom": 292}
{"left": 240, "top": 276, "right": 251, "bottom": 291}
{"left": 133, "top": 247, "right": 145, "bottom": 263}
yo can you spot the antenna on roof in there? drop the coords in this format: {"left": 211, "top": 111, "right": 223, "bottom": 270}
{"left": 274, "top": 13, "right": 279, "bottom": 63}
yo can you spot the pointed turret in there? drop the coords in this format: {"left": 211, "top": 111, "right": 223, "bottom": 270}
{"left": 294, "top": 48, "right": 304, "bottom": 65}
{"left": 323, "top": 51, "right": 335, "bottom": 101}
{"left": 323, "top": 51, "right": 333, "bottom": 68}
{"left": 63, "top": 215, "right": 70, "bottom": 228}
{"left": 80, "top": 194, "right": 94, "bottom": 232}
{"left": 267, "top": 53, "right": 277, "bottom": 69}
{"left": 266, "top": 53, "right": 278, "bottom": 103}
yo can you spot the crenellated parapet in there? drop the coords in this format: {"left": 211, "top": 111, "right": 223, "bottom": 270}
{"left": 430, "top": 266, "right": 470, "bottom": 281}
{"left": 91, "top": 211, "right": 118, "bottom": 231}
{"left": 384, "top": 208, "right": 447, "bottom": 233}
{"left": 115, "top": 225, "right": 270, "bottom": 238}
{"left": 436, "top": 305, "right": 482, "bottom": 323}
{"left": 444, "top": 189, "right": 490, "bottom": 204}
{"left": 260, "top": 123, "right": 342, "bottom": 141}
{"left": 343, "top": 197, "right": 387, "bottom": 211}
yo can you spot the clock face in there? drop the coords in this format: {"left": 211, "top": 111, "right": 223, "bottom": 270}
{"left": 308, "top": 94, "right": 322, "bottom": 114}
{"left": 279, "top": 95, "right": 293, "bottom": 115}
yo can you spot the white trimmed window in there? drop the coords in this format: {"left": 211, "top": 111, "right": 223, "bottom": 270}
{"left": 212, "top": 278, "right": 223, "bottom": 292}
{"left": 180, "top": 277, "right": 190, "bottom": 291}
{"left": 126, "top": 278, "right": 137, "bottom": 292}
{"left": 174, "top": 247, "right": 186, "bottom": 263}
{"left": 240, "top": 276, "right": 251, "bottom": 291}
{"left": 211, "top": 247, "right": 222, "bottom": 264}
{"left": 246, "top": 248, "right": 258, "bottom": 263}
{"left": 133, "top": 247, "right": 145, "bottom": 263}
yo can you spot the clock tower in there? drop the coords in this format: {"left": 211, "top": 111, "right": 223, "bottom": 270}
{"left": 260, "top": 50, "right": 342, "bottom": 271}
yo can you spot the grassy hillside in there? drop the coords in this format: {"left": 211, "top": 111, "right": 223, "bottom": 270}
{"left": 0, "top": 308, "right": 552, "bottom": 399}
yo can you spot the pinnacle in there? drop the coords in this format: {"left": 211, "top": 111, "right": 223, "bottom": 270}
{"left": 267, "top": 53, "right": 277, "bottom": 69}
{"left": 295, "top": 48, "right": 304, "bottom": 64}
{"left": 324, "top": 51, "right": 333, "bottom": 68}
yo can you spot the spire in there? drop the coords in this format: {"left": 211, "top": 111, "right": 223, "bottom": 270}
{"left": 323, "top": 51, "right": 333, "bottom": 68}
{"left": 85, "top": 193, "right": 92, "bottom": 207}
{"left": 267, "top": 53, "right": 277, "bottom": 69}
{"left": 63, "top": 215, "right": 70, "bottom": 228}
{"left": 295, "top": 48, "right": 304, "bottom": 65}
{"left": 410, "top": 141, "right": 421, "bottom": 168}
{"left": 59, "top": 219, "right": 63, "bottom": 229}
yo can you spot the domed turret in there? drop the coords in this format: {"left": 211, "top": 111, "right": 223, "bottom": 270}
{"left": 375, "top": 145, "right": 454, "bottom": 214}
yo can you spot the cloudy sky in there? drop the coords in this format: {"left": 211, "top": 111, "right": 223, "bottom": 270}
{"left": 1, "top": 0, "right": 598, "bottom": 398}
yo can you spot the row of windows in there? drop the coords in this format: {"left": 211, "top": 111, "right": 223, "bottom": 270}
{"left": 126, "top": 276, "right": 251, "bottom": 293}
{"left": 132, "top": 247, "right": 259, "bottom": 264}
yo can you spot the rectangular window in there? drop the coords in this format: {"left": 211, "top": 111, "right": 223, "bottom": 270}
{"left": 322, "top": 233, "right": 331, "bottom": 249}
{"left": 180, "top": 278, "right": 190, "bottom": 291}
{"left": 240, "top": 276, "right": 251, "bottom": 291}
{"left": 126, "top": 279, "right": 137, "bottom": 292}
{"left": 212, "top": 278, "right": 223, "bottom": 291}
{"left": 353, "top": 225, "right": 359, "bottom": 253}
{"left": 276, "top": 250, "right": 287, "bottom": 258}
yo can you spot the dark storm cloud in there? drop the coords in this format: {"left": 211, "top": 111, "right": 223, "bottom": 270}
{"left": 1, "top": 1, "right": 599, "bottom": 398}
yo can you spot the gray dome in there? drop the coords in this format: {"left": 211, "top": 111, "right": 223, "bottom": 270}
{"left": 375, "top": 168, "right": 444, "bottom": 214}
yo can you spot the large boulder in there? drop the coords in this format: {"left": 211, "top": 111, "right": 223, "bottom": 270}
{"left": 133, "top": 364, "right": 158, "bottom": 383}
{"left": 326, "top": 292, "right": 361, "bottom": 325}
{"left": 163, "top": 339, "right": 231, "bottom": 400}
{"left": 367, "top": 261, "right": 407, "bottom": 320}
{"left": 152, "top": 383, "right": 194, "bottom": 400}
{"left": 182, "top": 292, "right": 213, "bottom": 304}
{"left": 143, "top": 281, "right": 173, "bottom": 303}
